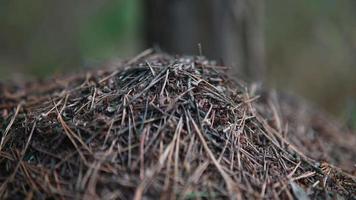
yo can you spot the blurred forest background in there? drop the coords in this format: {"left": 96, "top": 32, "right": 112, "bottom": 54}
{"left": 0, "top": 0, "right": 355, "bottom": 127}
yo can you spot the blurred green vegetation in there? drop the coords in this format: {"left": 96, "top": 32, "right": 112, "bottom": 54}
{"left": 0, "top": 0, "right": 355, "bottom": 124}
{"left": 265, "top": 0, "right": 356, "bottom": 119}
{"left": 79, "top": 0, "right": 142, "bottom": 60}
{"left": 0, "top": 0, "right": 142, "bottom": 77}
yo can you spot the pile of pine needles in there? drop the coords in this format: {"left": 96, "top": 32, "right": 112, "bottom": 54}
{"left": 0, "top": 50, "right": 355, "bottom": 199}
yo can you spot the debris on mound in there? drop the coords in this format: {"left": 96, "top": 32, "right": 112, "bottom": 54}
{"left": 0, "top": 50, "right": 355, "bottom": 199}
{"left": 256, "top": 91, "right": 356, "bottom": 174}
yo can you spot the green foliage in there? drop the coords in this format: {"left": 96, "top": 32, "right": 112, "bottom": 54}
{"left": 0, "top": 0, "right": 142, "bottom": 78}
{"left": 266, "top": 0, "right": 356, "bottom": 115}
{"left": 79, "top": 0, "right": 142, "bottom": 60}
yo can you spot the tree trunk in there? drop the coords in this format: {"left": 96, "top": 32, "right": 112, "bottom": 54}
{"left": 144, "top": 0, "right": 265, "bottom": 82}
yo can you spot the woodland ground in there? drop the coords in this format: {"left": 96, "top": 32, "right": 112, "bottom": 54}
{"left": 0, "top": 51, "right": 355, "bottom": 199}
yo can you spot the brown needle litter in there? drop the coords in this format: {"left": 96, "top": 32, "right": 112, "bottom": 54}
{"left": 0, "top": 51, "right": 355, "bottom": 199}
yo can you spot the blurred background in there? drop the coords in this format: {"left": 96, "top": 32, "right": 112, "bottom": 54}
{"left": 0, "top": 0, "right": 355, "bottom": 127}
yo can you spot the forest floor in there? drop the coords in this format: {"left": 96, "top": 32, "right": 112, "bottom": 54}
{"left": 0, "top": 50, "right": 355, "bottom": 199}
